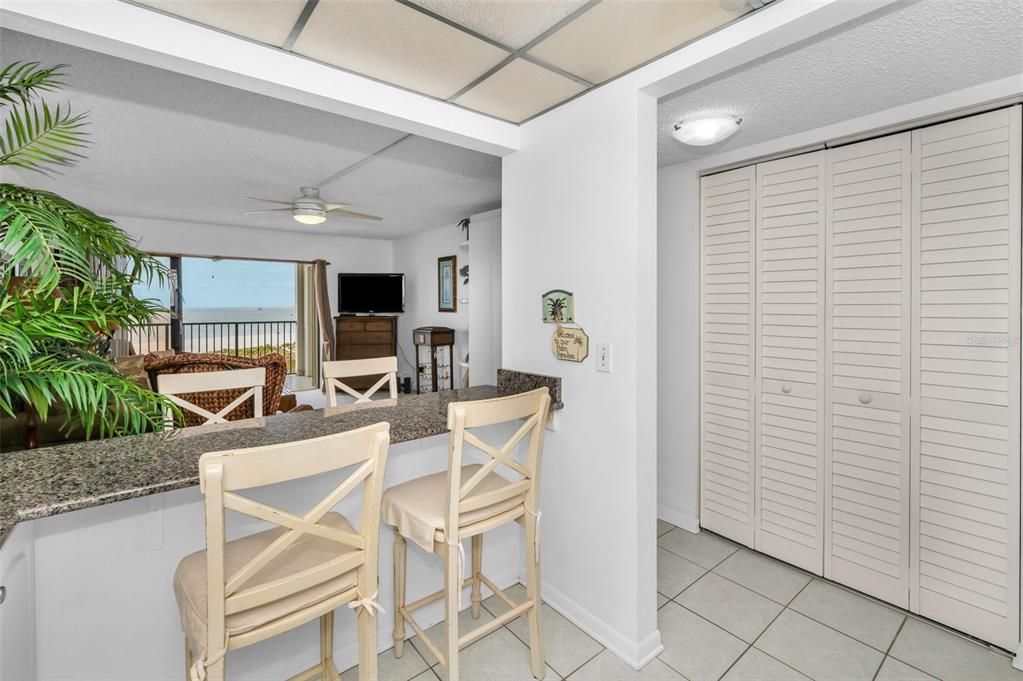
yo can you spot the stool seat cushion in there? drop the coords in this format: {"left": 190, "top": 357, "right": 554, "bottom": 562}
{"left": 174, "top": 511, "right": 360, "bottom": 655}
{"left": 382, "top": 464, "right": 523, "bottom": 551}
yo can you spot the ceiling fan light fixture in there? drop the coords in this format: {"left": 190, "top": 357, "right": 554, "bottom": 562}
{"left": 293, "top": 208, "right": 326, "bottom": 225}
{"left": 673, "top": 113, "right": 742, "bottom": 146}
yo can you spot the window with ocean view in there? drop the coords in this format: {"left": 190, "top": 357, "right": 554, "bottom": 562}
{"left": 130, "top": 256, "right": 310, "bottom": 380}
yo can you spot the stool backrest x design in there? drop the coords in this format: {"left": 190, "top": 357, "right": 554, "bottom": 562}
{"left": 157, "top": 367, "right": 266, "bottom": 427}
{"left": 444, "top": 388, "right": 551, "bottom": 538}
{"left": 323, "top": 357, "right": 399, "bottom": 408}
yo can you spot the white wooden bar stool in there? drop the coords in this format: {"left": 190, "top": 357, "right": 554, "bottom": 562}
{"left": 156, "top": 367, "right": 266, "bottom": 427}
{"left": 173, "top": 424, "right": 390, "bottom": 681}
{"left": 383, "top": 388, "right": 551, "bottom": 681}
{"left": 323, "top": 357, "right": 398, "bottom": 407}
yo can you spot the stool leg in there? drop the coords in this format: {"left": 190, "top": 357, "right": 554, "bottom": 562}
{"left": 184, "top": 639, "right": 193, "bottom": 681}
{"left": 320, "top": 611, "right": 334, "bottom": 673}
{"left": 444, "top": 539, "right": 461, "bottom": 681}
{"left": 392, "top": 529, "right": 407, "bottom": 658}
{"left": 524, "top": 520, "right": 544, "bottom": 679}
{"left": 357, "top": 602, "right": 377, "bottom": 681}
{"left": 471, "top": 534, "right": 483, "bottom": 619}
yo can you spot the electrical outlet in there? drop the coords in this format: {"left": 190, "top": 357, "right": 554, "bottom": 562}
{"left": 596, "top": 341, "right": 612, "bottom": 373}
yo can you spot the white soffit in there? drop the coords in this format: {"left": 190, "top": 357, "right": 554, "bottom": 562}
{"left": 528, "top": 0, "right": 745, "bottom": 85}
{"left": 292, "top": 0, "right": 508, "bottom": 99}
{"left": 133, "top": 0, "right": 306, "bottom": 47}
{"left": 453, "top": 58, "right": 586, "bottom": 123}
{"left": 410, "top": 0, "right": 590, "bottom": 49}
{"left": 1, "top": 29, "right": 501, "bottom": 240}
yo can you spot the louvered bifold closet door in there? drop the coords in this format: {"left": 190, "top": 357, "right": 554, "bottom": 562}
{"left": 754, "top": 152, "right": 826, "bottom": 574}
{"left": 700, "top": 166, "right": 757, "bottom": 547}
{"left": 910, "top": 106, "right": 1021, "bottom": 650}
{"left": 825, "top": 133, "right": 912, "bottom": 607}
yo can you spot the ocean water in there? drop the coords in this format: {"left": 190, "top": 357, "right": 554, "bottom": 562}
{"left": 183, "top": 307, "right": 296, "bottom": 323}
{"left": 130, "top": 307, "right": 299, "bottom": 359}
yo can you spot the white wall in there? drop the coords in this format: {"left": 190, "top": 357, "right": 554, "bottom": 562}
{"left": 655, "top": 75, "right": 1023, "bottom": 535}
{"left": 502, "top": 82, "right": 661, "bottom": 666}
{"left": 468, "top": 209, "right": 502, "bottom": 386}
{"left": 117, "top": 216, "right": 394, "bottom": 315}
{"left": 656, "top": 163, "right": 701, "bottom": 532}
{"left": 392, "top": 222, "right": 469, "bottom": 388}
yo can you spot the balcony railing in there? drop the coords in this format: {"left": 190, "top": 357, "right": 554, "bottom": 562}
{"left": 126, "top": 320, "right": 298, "bottom": 372}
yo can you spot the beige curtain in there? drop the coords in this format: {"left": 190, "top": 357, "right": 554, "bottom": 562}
{"left": 312, "top": 260, "right": 335, "bottom": 387}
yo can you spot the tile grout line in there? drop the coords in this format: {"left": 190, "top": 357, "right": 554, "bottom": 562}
{"left": 871, "top": 616, "right": 908, "bottom": 681}
{"left": 560, "top": 647, "right": 607, "bottom": 681}
{"left": 784, "top": 581, "right": 905, "bottom": 656}
{"left": 497, "top": 605, "right": 605, "bottom": 679}
{"left": 712, "top": 576, "right": 816, "bottom": 681}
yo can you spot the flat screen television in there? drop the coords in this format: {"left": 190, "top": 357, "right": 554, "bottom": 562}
{"left": 338, "top": 273, "right": 405, "bottom": 314}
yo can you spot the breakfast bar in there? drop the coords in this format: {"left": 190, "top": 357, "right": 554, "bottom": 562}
{"left": 0, "top": 377, "right": 562, "bottom": 680}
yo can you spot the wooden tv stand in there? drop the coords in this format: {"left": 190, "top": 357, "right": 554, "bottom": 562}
{"left": 334, "top": 314, "right": 398, "bottom": 389}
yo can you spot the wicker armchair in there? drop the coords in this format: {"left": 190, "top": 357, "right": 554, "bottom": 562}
{"left": 144, "top": 352, "right": 288, "bottom": 427}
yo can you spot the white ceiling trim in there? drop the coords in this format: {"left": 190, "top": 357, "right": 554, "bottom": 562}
{"left": 0, "top": 0, "right": 519, "bottom": 157}
{"left": 638, "top": 0, "right": 903, "bottom": 99}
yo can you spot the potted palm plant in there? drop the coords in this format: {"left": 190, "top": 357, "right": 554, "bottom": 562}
{"left": 0, "top": 61, "right": 173, "bottom": 442}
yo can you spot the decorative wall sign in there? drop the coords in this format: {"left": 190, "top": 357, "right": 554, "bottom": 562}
{"left": 552, "top": 326, "right": 589, "bottom": 362}
{"left": 542, "top": 289, "right": 575, "bottom": 323}
{"left": 438, "top": 255, "right": 456, "bottom": 312}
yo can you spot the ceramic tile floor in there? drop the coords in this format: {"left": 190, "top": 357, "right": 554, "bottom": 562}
{"left": 341, "top": 519, "right": 1022, "bottom": 680}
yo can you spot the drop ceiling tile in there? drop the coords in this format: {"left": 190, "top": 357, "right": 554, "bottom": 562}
{"left": 409, "top": 0, "right": 591, "bottom": 49}
{"left": 292, "top": 0, "right": 510, "bottom": 100}
{"left": 453, "top": 58, "right": 585, "bottom": 122}
{"left": 528, "top": 0, "right": 747, "bottom": 84}
{"left": 134, "top": 0, "right": 307, "bottom": 47}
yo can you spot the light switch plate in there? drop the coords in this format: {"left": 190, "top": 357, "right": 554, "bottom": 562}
{"left": 596, "top": 341, "right": 612, "bottom": 373}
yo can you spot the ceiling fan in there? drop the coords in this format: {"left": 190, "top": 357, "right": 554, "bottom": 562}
{"left": 241, "top": 187, "right": 382, "bottom": 225}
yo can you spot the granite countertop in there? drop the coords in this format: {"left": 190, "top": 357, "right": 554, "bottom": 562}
{"left": 0, "top": 384, "right": 554, "bottom": 548}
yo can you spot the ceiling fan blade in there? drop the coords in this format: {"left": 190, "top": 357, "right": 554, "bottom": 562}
{"left": 327, "top": 207, "right": 383, "bottom": 222}
{"left": 240, "top": 208, "right": 294, "bottom": 215}
{"left": 243, "top": 196, "right": 295, "bottom": 206}
{"left": 322, "top": 202, "right": 350, "bottom": 211}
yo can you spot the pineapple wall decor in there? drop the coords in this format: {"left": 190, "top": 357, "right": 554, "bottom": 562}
{"left": 541, "top": 289, "right": 574, "bottom": 323}
{"left": 543, "top": 289, "right": 588, "bottom": 362}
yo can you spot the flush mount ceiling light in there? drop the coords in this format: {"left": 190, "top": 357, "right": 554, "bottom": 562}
{"left": 672, "top": 113, "right": 743, "bottom": 147}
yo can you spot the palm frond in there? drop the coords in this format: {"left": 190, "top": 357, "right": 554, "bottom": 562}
{"left": 0, "top": 183, "right": 168, "bottom": 295}
{"left": 0, "top": 350, "right": 173, "bottom": 437}
{"left": 0, "top": 62, "right": 66, "bottom": 107}
{"left": 0, "top": 99, "right": 89, "bottom": 172}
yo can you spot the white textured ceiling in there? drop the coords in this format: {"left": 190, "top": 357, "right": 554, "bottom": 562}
{"left": 658, "top": 0, "right": 1023, "bottom": 167}
{"left": 127, "top": 0, "right": 752, "bottom": 123}
{"left": 1, "top": 30, "right": 501, "bottom": 239}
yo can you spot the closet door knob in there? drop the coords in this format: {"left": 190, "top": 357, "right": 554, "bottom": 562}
{"left": 859, "top": 393, "right": 872, "bottom": 404}
{"left": 781, "top": 383, "right": 792, "bottom": 394}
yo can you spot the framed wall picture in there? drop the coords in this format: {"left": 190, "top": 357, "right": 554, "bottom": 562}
{"left": 438, "top": 255, "right": 457, "bottom": 312}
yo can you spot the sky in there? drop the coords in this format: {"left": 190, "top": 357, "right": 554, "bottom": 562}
{"left": 133, "top": 257, "right": 296, "bottom": 310}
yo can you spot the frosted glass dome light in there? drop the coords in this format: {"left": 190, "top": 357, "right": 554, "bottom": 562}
{"left": 672, "top": 113, "right": 743, "bottom": 146}
{"left": 293, "top": 208, "right": 326, "bottom": 225}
